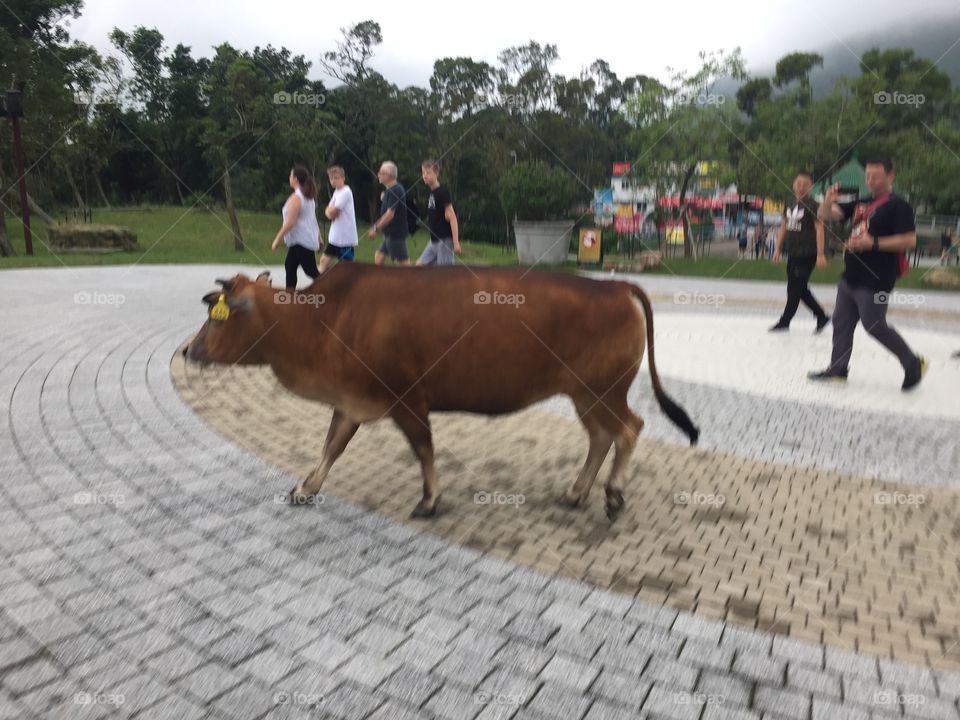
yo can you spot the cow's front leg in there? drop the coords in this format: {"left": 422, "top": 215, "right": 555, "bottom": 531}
{"left": 290, "top": 409, "right": 359, "bottom": 503}
{"left": 391, "top": 405, "right": 439, "bottom": 518}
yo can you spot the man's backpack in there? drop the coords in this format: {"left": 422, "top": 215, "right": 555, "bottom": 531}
{"left": 406, "top": 193, "right": 421, "bottom": 235}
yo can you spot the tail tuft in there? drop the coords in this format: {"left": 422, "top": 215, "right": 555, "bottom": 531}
{"left": 655, "top": 387, "right": 699, "bottom": 445}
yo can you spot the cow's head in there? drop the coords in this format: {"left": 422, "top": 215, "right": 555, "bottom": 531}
{"left": 183, "top": 271, "right": 273, "bottom": 366}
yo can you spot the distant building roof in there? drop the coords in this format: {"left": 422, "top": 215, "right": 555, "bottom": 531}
{"left": 814, "top": 158, "right": 868, "bottom": 196}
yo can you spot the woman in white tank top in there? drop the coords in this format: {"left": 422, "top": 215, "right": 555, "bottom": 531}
{"left": 272, "top": 165, "right": 322, "bottom": 289}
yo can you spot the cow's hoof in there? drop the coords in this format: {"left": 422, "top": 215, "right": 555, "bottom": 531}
{"left": 605, "top": 489, "right": 625, "bottom": 521}
{"left": 288, "top": 488, "right": 312, "bottom": 506}
{"left": 558, "top": 491, "right": 584, "bottom": 509}
{"left": 410, "top": 499, "right": 438, "bottom": 519}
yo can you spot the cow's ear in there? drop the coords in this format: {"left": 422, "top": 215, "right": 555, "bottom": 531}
{"left": 215, "top": 278, "right": 235, "bottom": 292}
{"left": 255, "top": 271, "right": 271, "bottom": 287}
{"left": 202, "top": 291, "right": 220, "bottom": 307}
{"left": 225, "top": 294, "right": 253, "bottom": 313}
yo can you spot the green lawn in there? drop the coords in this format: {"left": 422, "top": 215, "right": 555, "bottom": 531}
{"left": 0, "top": 205, "right": 518, "bottom": 269}
{"left": 2, "top": 206, "right": 958, "bottom": 292}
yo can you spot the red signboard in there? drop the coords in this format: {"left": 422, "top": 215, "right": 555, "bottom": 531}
{"left": 613, "top": 214, "right": 642, "bottom": 233}
{"left": 612, "top": 162, "right": 632, "bottom": 177}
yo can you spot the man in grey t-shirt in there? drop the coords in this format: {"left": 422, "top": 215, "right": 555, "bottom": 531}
{"left": 368, "top": 161, "right": 409, "bottom": 265}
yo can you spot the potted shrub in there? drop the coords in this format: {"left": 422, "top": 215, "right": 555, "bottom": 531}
{"left": 498, "top": 160, "right": 578, "bottom": 264}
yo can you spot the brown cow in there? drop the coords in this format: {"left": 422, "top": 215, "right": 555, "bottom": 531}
{"left": 184, "top": 265, "right": 698, "bottom": 519}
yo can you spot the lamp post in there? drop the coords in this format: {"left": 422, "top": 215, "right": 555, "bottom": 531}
{"left": 4, "top": 84, "right": 32, "bottom": 255}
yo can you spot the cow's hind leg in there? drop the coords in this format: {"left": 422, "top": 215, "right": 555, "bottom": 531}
{"left": 602, "top": 396, "right": 644, "bottom": 520}
{"left": 290, "top": 409, "right": 359, "bottom": 502}
{"left": 391, "top": 406, "right": 440, "bottom": 519}
{"left": 561, "top": 410, "right": 614, "bottom": 508}
{"left": 604, "top": 412, "right": 644, "bottom": 520}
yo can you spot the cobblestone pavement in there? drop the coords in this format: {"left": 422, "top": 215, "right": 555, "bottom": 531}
{"left": 1, "top": 265, "right": 959, "bottom": 720}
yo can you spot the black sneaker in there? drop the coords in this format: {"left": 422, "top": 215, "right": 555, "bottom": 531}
{"left": 815, "top": 315, "right": 831, "bottom": 334}
{"left": 769, "top": 323, "right": 789, "bottom": 332}
{"left": 902, "top": 355, "right": 928, "bottom": 391}
{"left": 808, "top": 369, "right": 848, "bottom": 382}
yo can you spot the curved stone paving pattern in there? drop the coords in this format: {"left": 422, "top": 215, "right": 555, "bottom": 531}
{"left": 0, "top": 265, "right": 958, "bottom": 720}
{"left": 173, "top": 342, "right": 960, "bottom": 671}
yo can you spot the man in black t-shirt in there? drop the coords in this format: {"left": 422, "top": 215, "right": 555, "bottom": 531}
{"left": 417, "top": 159, "right": 461, "bottom": 266}
{"left": 770, "top": 171, "right": 829, "bottom": 333}
{"left": 369, "top": 161, "right": 410, "bottom": 265}
{"left": 810, "top": 158, "right": 926, "bottom": 391}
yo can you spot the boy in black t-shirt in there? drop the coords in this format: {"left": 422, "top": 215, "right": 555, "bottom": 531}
{"left": 417, "top": 159, "right": 461, "bottom": 266}
{"left": 810, "top": 158, "right": 926, "bottom": 391}
{"left": 770, "top": 171, "right": 829, "bottom": 333}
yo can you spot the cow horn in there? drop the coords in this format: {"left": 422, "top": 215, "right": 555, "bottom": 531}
{"left": 215, "top": 278, "right": 234, "bottom": 291}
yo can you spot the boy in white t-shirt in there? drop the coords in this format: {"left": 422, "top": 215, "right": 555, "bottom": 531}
{"left": 320, "top": 165, "right": 359, "bottom": 273}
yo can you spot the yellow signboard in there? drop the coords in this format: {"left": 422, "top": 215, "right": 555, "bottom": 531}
{"left": 578, "top": 228, "right": 602, "bottom": 264}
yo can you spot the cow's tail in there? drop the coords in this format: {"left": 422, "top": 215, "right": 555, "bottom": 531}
{"left": 630, "top": 285, "right": 700, "bottom": 446}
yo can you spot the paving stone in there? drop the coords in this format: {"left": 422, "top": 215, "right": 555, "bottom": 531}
{"left": 753, "top": 685, "right": 812, "bottom": 720}
{"left": 787, "top": 663, "right": 841, "bottom": 699}
{"left": 236, "top": 646, "right": 303, "bottom": 685}
{"left": 673, "top": 614, "right": 725, "bottom": 644}
{"left": 380, "top": 666, "right": 444, "bottom": 709}
{"left": 368, "top": 698, "right": 440, "bottom": 720}
{"left": 143, "top": 644, "right": 208, "bottom": 682}
{"left": 320, "top": 682, "right": 388, "bottom": 719}
{"left": 351, "top": 621, "right": 410, "bottom": 657}
{"left": 211, "top": 680, "right": 290, "bottom": 720}
{"left": 641, "top": 684, "right": 705, "bottom": 720}
{"left": 523, "top": 683, "right": 592, "bottom": 720}
{"left": 732, "top": 651, "right": 786, "bottom": 686}
{"left": 702, "top": 705, "right": 762, "bottom": 720}
{"left": 825, "top": 647, "right": 880, "bottom": 682}
{"left": 680, "top": 639, "right": 735, "bottom": 673}
{"left": 589, "top": 667, "right": 652, "bottom": 710}
{"left": 424, "top": 684, "right": 486, "bottom": 720}
{"left": 812, "top": 696, "right": 870, "bottom": 720}
{"left": 297, "top": 635, "right": 354, "bottom": 671}
{"left": 435, "top": 649, "right": 497, "bottom": 690}
{"left": 641, "top": 655, "right": 701, "bottom": 693}
{"left": 174, "top": 662, "right": 244, "bottom": 703}
{"left": 878, "top": 658, "right": 937, "bottom": 694}
{"left": 539, "top": 653, "right": 600, "bottom": 694}
{"left": 772, "top": 635, "right": 825, "bottom": 669}
{"left": 388, "top": 636, "right": 451, "bottom": 672}
{"left": 696, "top": 671, "right": 753, "bottom": 708}
{"left": 0, "top": 657, "right": 61, "bottom": 695}
{"left": 337, "top": 653, "right": 399, "bottom": 689}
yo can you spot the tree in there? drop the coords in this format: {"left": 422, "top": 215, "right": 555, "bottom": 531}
{"left": 319, "top": 20, "right": 382, "bottom": 85}
{"left": 430, "top": 57, "right": 496, "bottom": 119}
{"left": 201, "top": 44, "right": 273, "bottom": 249}
{"left": 497, "top": 41, "right": 559, "bottom": 114}
{"left": 498, "top": 160, "right": 577, "bottom": 222}
{"left": 736, "top": 77, "right": 772, "bottom": 117}
{"left": 626, "top": 49, "right": 747, "bottom": 256}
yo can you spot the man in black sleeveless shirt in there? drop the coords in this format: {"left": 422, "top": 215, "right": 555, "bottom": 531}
{"left": 770, "top": 171, "right": 829, "bottom": 333}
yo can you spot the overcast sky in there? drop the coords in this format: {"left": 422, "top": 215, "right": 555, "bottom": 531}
{"left": 66, "top": 0, "right": 959, "bottom": 88}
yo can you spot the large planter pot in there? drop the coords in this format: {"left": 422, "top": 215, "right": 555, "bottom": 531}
{"left": 514, "top": 220, "right": 574, "bottom": 265}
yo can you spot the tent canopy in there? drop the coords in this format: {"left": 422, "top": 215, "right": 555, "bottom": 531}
{"left": 813, "top": 158, "right": 868, "bottom": 197}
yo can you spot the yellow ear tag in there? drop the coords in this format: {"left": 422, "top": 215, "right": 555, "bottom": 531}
{"left": 210, "top": 293, "right": 230, "bottom": 321}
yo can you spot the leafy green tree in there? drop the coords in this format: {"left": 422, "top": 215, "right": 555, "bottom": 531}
{"left": 626, "top": 49, "right": 747, "bottom": 256}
